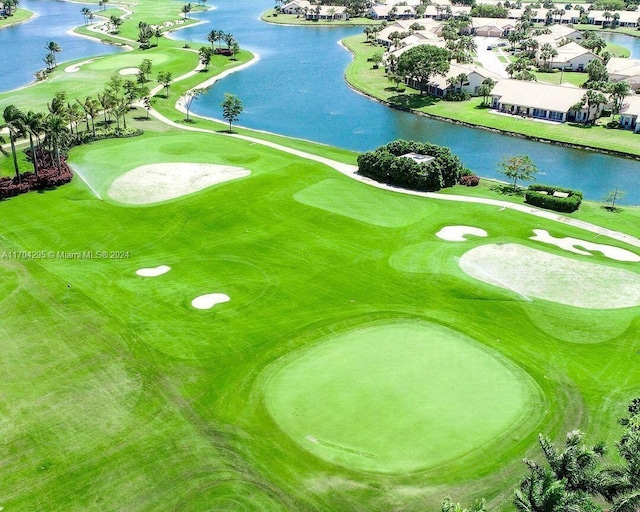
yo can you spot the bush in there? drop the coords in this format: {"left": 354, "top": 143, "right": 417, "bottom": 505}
{"left": 76, "top": 127, "right": 143, "bottom": 144}
{"left": 0, "top": 151, "right": 73, "bottom": 200}
{"left": 525, "top": 184, "right": 583, "bottom": 212}
{"left": 357, "top": 139, "right": 467, "bottom": 192}
{"left": 459, "top": 174, "right": 480, "bottom": 186}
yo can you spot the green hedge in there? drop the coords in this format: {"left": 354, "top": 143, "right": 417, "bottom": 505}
{"left": 356, "top": 140, "right": 467, "bottom": 192}
{"left": 525, "top": 184, "right": 583, "bottom": 213}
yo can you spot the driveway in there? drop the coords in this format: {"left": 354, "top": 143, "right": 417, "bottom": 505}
{"left": 474, "top": 36, "right": 509, "bottom": 78}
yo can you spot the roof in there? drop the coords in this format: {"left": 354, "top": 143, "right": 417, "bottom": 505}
{"left": 607, "top": 57, "right": 640, "bottom": 78}
{"left": 490, "top": 79, "right": 586, "bottom": 112}
{"left": 471, "top": 17, "right": 515, "bottom": 29}
{"left": 588, "top": 10, "right": 639, "bottom": 24}
{"left": 428, "top": 62, "right": 503, "bottom": 89}
{"left": 621, "top": 95, "right": 640, "bottom": 117}
{"left": 554, "top": 41, "right": 599, "bottom": 64}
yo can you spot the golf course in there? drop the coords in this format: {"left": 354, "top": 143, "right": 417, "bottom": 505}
{"left": 1, "top": 0, "right": 640, "bottom": 510}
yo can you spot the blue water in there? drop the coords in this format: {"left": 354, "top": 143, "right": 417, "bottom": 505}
{"left": 0, "top": 0, "right": 121, "bottom": 92}
{"left": 603, "top": 32, "right": 640, "bottom": 58}
{"left": 176, "top": 0, "right": 640, "bottom": 204}
{"left": 2, "top": 0, "right": 639, "bottom": 203}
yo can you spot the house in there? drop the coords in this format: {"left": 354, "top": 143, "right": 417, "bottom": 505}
{"left": 421, "top": 4, "right": 471, "bottom": 19}
{"left": 619, "top": 95, "right": 640, "bottom": 132}
{"left": 281, "top": 0, "right": 311, "bottom": 15}
{"left": 407, "top": 62, "right": 502, "bottom": 97}
{"left": 471, "top": 17, "right": 515, "bottom": 37}
{"left": 376, "top": 18, "right": 441, "bottom": 47}
{"left": 367, "top": 4, "right": 416, "bottom": 20}
{"left": 607, "top": 58, "right": 640, "bottom": 90}
{"left": 489, "top": 80, "right": 600, "bottom": 122}
{"left": 587, "top": 10, "right": 639, "bottom": 28}
{"left": 540, "top": 42, "right": 600, "bottom": 72}
{"left": 305, "top": 5, "right": 348, "bottom": 20}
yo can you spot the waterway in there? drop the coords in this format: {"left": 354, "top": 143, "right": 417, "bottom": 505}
{"left": 2, "top": 0, "right": 639, "bottom": 203}
{"left": 0, "top": 0, "right": 121, "bottom": 93}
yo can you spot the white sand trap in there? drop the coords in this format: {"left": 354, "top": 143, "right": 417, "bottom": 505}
{"left": 108, "top": 163, "right": 251, "bottom": 205}
{"left": 436, "top": 225, "right": 488, "bottom": 242}
{"left": 459, "top": 243, "right": 640, "bottom": 309}
{"left": 65, "top": 59, "right": 94, "bottom": 73}
{"left": 531, "top": 229, "right": 640, "bottom": 262}
{"left": 119, "top": 67, "right": 141, "bottom": 75}
{"left": 191, "top": 293, "right": 230, "bottom": 310}
{"left": 136, "top": 265, "right": 171, "bottom": 277}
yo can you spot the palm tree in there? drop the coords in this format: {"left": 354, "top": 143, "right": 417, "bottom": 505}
{"left": 2, "top": 105, "right": 25, "bottom": 182}
{"left": 24, "top": 110, "right": 45, "bottom": 176}
{"left": 109, "top": 15, "right": 122, "bottom": 33}
{"left": 181, "top": 3, "right": 192, "bottom": 19}
{"left": 43, "top": 114, "right": 69, "bottom": 175}
{"left": 81, "top": 7, "right": 91, "bottom": 26}
{"left": 45, "top": 41, "right": 62, "bottom": 69}
{"left": 609, "top": 81, "right": 631, "bottom": 120}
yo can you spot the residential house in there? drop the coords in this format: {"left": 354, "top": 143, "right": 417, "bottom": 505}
{"left": 619, "top": 95, "right": 640, "bottom": 132}
{"left": 607, "top": 57, "right": 640, "bottom": 90}
{"left": 281, "top": 0, "right": 311, "bottom": 15}
{"left": 471, "top": 17, "right": 515, "bottom": 37}
{"left": 586, "top": 10, "right": 639, "bottom": 28}
{"left": 539, "top": 42, "right": 600, "bottom": 71}
{"left": 489, "top": 80, "right": 600, "bottom": 122}
{"left": 376, "top": 18, "right": 441, "bottom": 47}
{"left": 367, "top": 4, "right": 416, "bottom": 20}
{"left": 305, "top": 5, "right": 348, "bottom": 20}
{"left": 404, "top": 62, "right": 502, "bottom": 97}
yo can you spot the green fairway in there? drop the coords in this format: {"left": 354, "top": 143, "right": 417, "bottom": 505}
{"left": 1, "top": 0, "right": 640, "bottom": 509}
{"left": 264, "top": 321, "right": 543, "bottom": 474}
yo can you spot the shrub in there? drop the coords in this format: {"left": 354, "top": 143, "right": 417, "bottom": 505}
{"left": 459, "top": 174, "right": 480, "bottom": 186}
{"left": 357, "top": 139, "right": 467, "bottom": 192}
{"left": 525, "top": 184, "right": 583, "bottom": 212}
{"left": 0, "top": 151, "right": 73, "bottom": 200}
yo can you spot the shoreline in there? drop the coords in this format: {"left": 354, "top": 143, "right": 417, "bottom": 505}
{"left": 340, "top": 38, "right": 640, "bottom": 162}
{"left": 0, "top": 8, "right": 36, "bottom": 30}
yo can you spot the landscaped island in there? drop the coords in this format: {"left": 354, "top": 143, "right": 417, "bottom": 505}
{"left": 0, "top": 0, "right": 639, "bottom": 511}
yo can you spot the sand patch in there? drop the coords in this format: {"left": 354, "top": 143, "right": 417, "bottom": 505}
{"left": 136, "top": 265, "right": 170, "bottom": 277}
{"left": 191, "top": 293, "right": 230, "bottom": 310}
{"left": 108, "top": 163, "right": 251, "bottom": 205}
{"left": 436, "top": 226, "right": 488, "bottom": 242}
{"left": 64, "top": 59, "right": 94, "bottom": 73}
{"left": 459, "top": 243, "right": 640, "bottom": 309}
{"left": 119, "top": 67, "right": 141, "bottom": 75}
{"left": 531, "top": 229, "right": 640, "bottom": 262}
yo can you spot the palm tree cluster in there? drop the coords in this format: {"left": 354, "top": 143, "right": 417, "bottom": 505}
{"left": 43, "top": 41, "right": 62, "bottom": 73}
{"left": 514, "top": 398, "right": 640, "bottom": 512}
{"left": 205, "top": 29, "right": 239, "bottom": 56}
{"left": 1, "top": 103, "right": 73, "bottom": 198}
{"left": 1, "top": 0, "right": 19, "bottom": 17}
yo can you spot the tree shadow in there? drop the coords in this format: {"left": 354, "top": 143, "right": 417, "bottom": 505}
{"left": 602, "top": 205, "right": 623, "bottom": 213}
{"left": 491, "top": 184, "right": 524, "bottom": 196}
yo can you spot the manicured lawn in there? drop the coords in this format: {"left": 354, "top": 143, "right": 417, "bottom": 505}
{"left": 260, "top": 8, "right": 382, "bottom": 25}
{"left": 1, "top": 2, "right": 640, "bottom": 511}
{"left": 0, "top": 8, "right": 34, "bottom": 28}
{"left": 533, "top": 69, "right": 587, "bottom": 87}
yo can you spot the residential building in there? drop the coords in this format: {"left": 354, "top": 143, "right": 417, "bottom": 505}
{"left": 619, "top": 95, "right": 640, "bottom": 132}
{"left": 607, "top": 57, "right": 640, "bottom": 90}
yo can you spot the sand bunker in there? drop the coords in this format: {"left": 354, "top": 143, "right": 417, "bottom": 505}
{"left": 459, "top": 243, "right": 640, "bottom": 309}
{"left": 531, "top": 229, "right": 640, "bottom": 262}
{"left": 108, "top": 163, "right": 251, "bottom": 205}
{"left": 119, "top": 67, "right": 141, "bottom": 75}
{"left": 436, "top": 226, "right": 488, "bottom": 242}
{"left": 191, "top": 293, "right": 230, "bottom": 309}
{"left": 64, "top": 59, "right": 94, "bottom": 73}
{"left": 136, "top": 265, "right": 171, "bottom": 277}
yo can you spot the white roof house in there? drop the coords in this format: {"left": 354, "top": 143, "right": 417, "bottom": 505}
{"left": 619, "top": 95, "right": 640, "bottom": 132}
{"left": 607, "top": 57, "right": 640, "bottom": 90}
{"left": 418, "top": 63, "right": 503, "bottom": 97}
{"left": 587, "top": 10, "right": 639, "bottom": 27}
{"left": 546, "top": 42, "right": 601, "bottom": 71}
{"left": 489, "top": 80, "right": 596, "bottom": 122}
{"left": 367, "top": 4, "right": 416, "bottom": 19}
{"left": 281, "top": 0, "right": 311, "bottom": 14}
{"left": 471, "top": 17, "right": 515, "bottom": 37}
{"left": 377, "top": 18, "right": 441, "bottom": 46}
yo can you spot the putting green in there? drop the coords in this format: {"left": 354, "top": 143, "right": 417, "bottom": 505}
{"left": 264, "top": 321, "right": 542, "bottom": 474}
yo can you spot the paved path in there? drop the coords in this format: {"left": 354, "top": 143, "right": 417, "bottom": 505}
{"left": 474, "top": 36, "right": 509, "bottom": 78}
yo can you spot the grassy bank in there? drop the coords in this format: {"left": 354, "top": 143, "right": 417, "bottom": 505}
{"left": 0, "top": 8, "right": 34, "bottom": 29}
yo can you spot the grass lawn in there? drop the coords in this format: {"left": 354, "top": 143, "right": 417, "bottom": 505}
{"left": 533, "top": 69, "right": 587, "bottom": 87}
{"left": 0, "top": 8, "right": 34, "bottom": 28}
{"left": 1, "top": 2, "right": 640, "bottom": 510}
{"left": 343, "top": 34, "right": 640, "bottom": 157}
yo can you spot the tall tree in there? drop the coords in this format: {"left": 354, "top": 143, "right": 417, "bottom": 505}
{"left": 220, "top": 93, "right": 244, "bottom": 132}
{"left": 182, "top": 87, "right": 209, "bottom": 121}
{"left": 396, "top": 44, "right": 452, "bottom": 96}
{"left": 43, "top": 114, "right": 69, "bottom": 175}
{"left": 2, "top": 105, "right": 25, "bottom": 181}
{"left": 157, "top": 71, "right": 173, "bottom": 98}
{"left": 497, "top": 154, "right": 538, "bottom": 189}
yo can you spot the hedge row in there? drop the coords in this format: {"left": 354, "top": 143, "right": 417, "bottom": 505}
{"left": 525, "top": 184, "right": 583, "bottom": 213}
{"left": 76, "top": 127, "right": 143, "bottom": 145}
{"left": 0, "top": 151, "right": 73, "bottom": 200}
{"left": 356, "top": 140, "right": 468, "bottom": 192}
